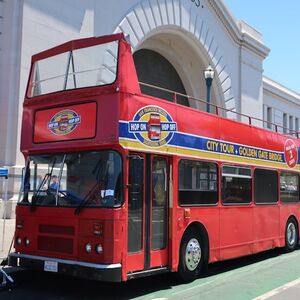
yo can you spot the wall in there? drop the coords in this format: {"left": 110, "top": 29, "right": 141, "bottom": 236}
{"left": 19, "top": 0, "right": 269, "bottom": 118}
{"left": 2, "top": 0, "right": 298, "bottom": 203}
{"left": 263, "top": 77, "right": 300, "bottom": 135}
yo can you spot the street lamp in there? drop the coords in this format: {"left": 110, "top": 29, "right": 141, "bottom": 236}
{"left": 204, "top": 64, "right": 214, "bottom": 113}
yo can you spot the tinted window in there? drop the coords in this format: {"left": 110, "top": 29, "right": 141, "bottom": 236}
{"left": 179, "top": 160, "right": 218, "bottom": 205}
{"left": 254, "top": 169, "right": 278, "bottom": 204}
{"left": 222, "top": 165, "right": 252, "bottom": 204}
{"left": 152, "top": 157, "right": 168, "bottom": 250}
{"left": 280, "top": 172, "right": 300, "bottom": 203}
{"left": 128, "top": 156, "right": 144, "bottom": 253}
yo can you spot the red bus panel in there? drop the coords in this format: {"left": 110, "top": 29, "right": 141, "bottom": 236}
{"left": 34, "top": 102, "right": 97, "bottom": 143}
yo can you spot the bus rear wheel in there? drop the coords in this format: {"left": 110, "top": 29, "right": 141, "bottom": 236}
{"left": 285, "top": 218, "right": 299, "bottom": 252}
{"left": 177, "top": 228, "right": 204, "bottom": 282}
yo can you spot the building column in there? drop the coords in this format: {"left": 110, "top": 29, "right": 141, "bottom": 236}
{"left": 0, "top": 0, "right": 23, "bottom": 201}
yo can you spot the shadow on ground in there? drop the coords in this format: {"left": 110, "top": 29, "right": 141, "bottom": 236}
{"left": 0, "top": 247, "right": 297, "bottom": 300}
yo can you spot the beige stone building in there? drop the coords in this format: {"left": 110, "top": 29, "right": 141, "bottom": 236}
{"left": 0, "top": 0, "right": 299, "bottom": 214}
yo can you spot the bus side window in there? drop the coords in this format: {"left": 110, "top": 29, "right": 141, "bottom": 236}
{"left": 222, "top": 165, "right": 252, "bottom": 205}
{"left": 280, "top": 172, "right": 300, "bottom": 203}
{"left": 178, "top": 159, "right": 218, "bottom": 206}
{"left": 254, "top": 169, "right": 278, "bottom": 204}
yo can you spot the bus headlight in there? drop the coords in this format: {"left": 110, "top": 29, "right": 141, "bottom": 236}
{"left": 95, "top": 244, "right": 103, "bottom": 254}
{"left": 85, "top": 243, "right": 92, "bottom": 253}
{"left": 25, "top": 238, "right": 30, "bottom": 246}
{"left": 16, "top": 237, "right": 22, "bottom": 245}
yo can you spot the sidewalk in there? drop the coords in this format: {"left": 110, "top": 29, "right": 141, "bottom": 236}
{"left": 0, "top": 218, "right": 15, "bottom": 261}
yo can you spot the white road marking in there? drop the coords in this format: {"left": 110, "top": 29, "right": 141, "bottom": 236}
{"left": 253, "top": 277, "right": 300, "bottom": 300}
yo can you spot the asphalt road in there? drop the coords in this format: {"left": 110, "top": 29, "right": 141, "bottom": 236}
{"left": 1, "top": 247, "right": 300, "bottom": 300}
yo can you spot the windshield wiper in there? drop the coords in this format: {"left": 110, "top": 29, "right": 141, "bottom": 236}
{"left": 74, "top": 181, "right": 104, "bottom": 215}
{"left": 75, "top": 158, "right": 107, "bottom": 215}
{"left": 22, "top": 164, "right": 31, "bottom": 203}
{"left": 32, "top": 159, "right": 57, "bottom": 207}
{"left": 35, "top": 173, "right": 51, "bottom": 195}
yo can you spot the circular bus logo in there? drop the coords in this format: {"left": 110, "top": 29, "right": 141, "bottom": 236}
{"left": 129, "top": 106, "right": 177, "bottom": 148}
{"left": 284, "top": 139, "right": 298, "bottom": 168}
{"left": 48, "top": 110, "right": 81, "bottom": 136}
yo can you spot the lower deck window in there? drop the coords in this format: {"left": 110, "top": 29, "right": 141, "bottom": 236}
{"left": 280, "top": 172, "right": 300, "bottom": 203}
{"left": 179, "top": 160, "right": 218, "bottom": 205}
{"left": 254, "top": 169, "right": 278, "bottom": 204}
{"left": 222, "top": 165, "right": 252, "bottom": 205}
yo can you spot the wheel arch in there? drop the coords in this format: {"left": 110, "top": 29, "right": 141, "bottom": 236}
{"left": 287, "top": 214, "right": 299, "bottom": 234}
{"left": 179, "top": 221, "right": 210, "bottom": 268}
{"left": 284, "top": 215, "right": 299, "bottom": 252}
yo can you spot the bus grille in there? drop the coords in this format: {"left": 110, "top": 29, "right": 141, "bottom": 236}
{"left": 39, "top": 224, "right": 74, "bottom": 235}
{"left": 37, "top": 236, "right": 73, "bottom": 254}
{"left": 38, "top": 225, "right": 75, "bottom": 254}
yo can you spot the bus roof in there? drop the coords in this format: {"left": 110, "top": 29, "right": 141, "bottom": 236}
{"left": 31, "top": 33, "right": 125, "bottom": 62}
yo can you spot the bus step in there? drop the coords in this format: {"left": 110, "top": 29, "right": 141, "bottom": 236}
{"left": 127, "top": 267, "right": 169, "bottom": 280}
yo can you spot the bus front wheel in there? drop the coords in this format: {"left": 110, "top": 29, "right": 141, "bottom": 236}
{"left": 177, "top": 228, "right": 204, "bottom": 282}
{"left": 285, "top": 218, "right": 299, "bottom": 252}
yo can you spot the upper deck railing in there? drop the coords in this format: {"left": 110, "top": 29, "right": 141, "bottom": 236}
{"left": 139, "top": 82, "right": 300, "bottom": 139}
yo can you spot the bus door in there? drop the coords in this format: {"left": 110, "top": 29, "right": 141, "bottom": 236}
{"left": 127, "top": 153, "right": 169, "bottom": 273}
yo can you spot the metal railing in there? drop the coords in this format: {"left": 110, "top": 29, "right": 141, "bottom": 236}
{"left": 139, "top": 82, "right": 300, "bottom": 139}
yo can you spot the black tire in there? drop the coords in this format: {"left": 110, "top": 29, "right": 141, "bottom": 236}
{"left": 177, "top": 227, "right": 205, "bottom": 282}
{"left": 285, "top": 218, "right": 299, "bottom": 252}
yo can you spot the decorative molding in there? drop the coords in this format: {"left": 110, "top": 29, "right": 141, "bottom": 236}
{"left": 208, "top": 0, "right": 270, "bottom": 59}
{"left": 114, "top": 0, "right": 237, "bottom": 115}
{"left": 263, "top": 76, "right": 300, "bottom": 106}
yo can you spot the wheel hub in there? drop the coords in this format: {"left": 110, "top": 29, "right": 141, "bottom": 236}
{"left": 185, "top": 238, "right": 201, "bottom": 271}
{"left": 287, "top": 222, "right": 296, "bottom": 246}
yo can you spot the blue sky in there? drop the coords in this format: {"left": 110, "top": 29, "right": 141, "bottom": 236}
{"left": 225, "top": 0, "right": 300, "bottom": 93}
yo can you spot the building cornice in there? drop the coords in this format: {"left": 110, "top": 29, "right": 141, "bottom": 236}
{"left": 263, "top": 76, "right": 300, "bottom": 106}
{"left": 208, "top": 0, "right": 270, "bottom": 59}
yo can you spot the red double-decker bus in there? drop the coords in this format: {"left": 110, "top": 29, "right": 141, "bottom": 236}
{"left": 9, "top": 33, "right": 300, "bottom": 282}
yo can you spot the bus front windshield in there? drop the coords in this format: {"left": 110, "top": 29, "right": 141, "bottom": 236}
{"left": 28, "top": 40, "right": 119, "bottom": 97}
{"left": 20, "top": 151, "right": 122, "bottom": 208}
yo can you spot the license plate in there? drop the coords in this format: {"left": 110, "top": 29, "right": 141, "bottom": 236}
{"left": 44, "top": 260, "right": 58, "bottom": 272}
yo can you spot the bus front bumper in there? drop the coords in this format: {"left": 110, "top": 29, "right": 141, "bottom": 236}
{"left": 8, "top": 253, "right": 122, "bottom": 282}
